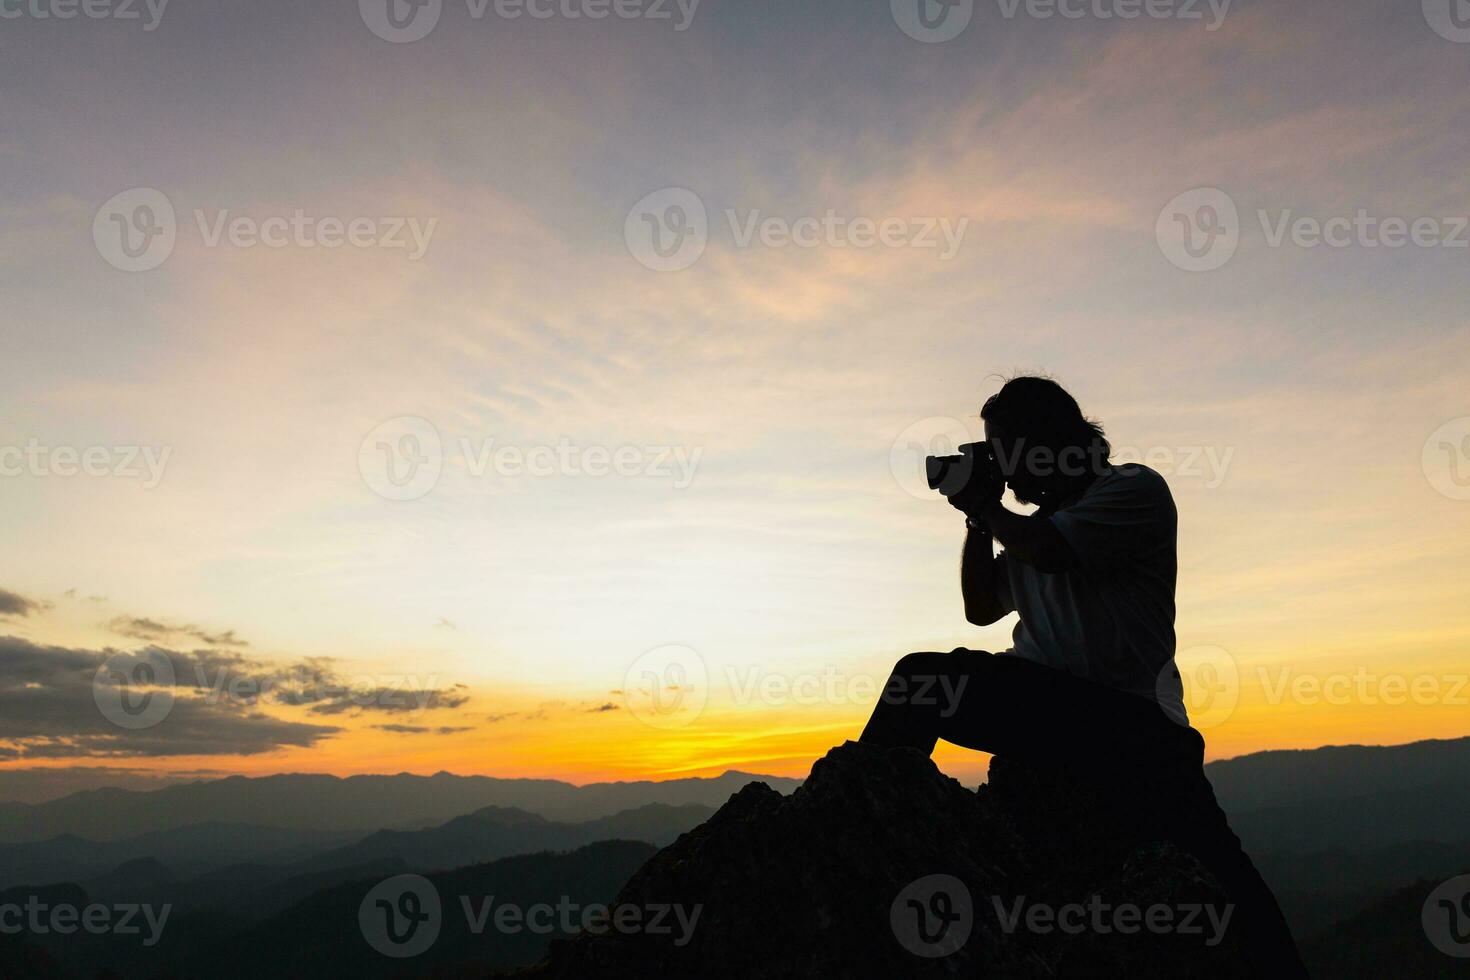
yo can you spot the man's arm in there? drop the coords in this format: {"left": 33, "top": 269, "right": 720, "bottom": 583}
{"left": 948, "top": 474, "right": 1075, "bottom": 576}
{"left": 977, "top": 501, "right": 1074, "bottom": 574}
{"left": 960, "top": 522, "right": 1008, "bottom": 625}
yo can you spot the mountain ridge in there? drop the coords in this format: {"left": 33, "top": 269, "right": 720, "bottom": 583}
{"left": 0, "top": 768, "right": 801, "bottom": 842}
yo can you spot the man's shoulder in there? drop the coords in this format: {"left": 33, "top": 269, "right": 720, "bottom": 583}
{"left": 1087, "top": 463, "right": 1176, "bottom": 507}
{"left": 1105, "top": 462, "right": 1170, "bottom": 489}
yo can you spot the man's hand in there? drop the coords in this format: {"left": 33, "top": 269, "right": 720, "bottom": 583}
{"left": 945, "top": 462, "right": 1005, "bottom": 520}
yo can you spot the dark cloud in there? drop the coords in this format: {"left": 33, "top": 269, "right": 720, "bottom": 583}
{"left": 372, "top": 724, "right": 475, "bottom": 735}
{"left": 0, "top": 636, "right": 340, "bottom": 760}
{"left": 0, "top": 588, "right": 49, "bottom": 618}
{"left": 0, "top": 637, "right": 474, "bottom": 761}
{"left": 586, "top": 702, "right": 620, "bottom": 713}
{"left": 268, "top": 666, "right": 471, "bottom": 717}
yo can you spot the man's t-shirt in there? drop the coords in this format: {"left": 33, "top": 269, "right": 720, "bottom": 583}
{"left": 995, "top": 463, "right": 1186, "bottom": 725}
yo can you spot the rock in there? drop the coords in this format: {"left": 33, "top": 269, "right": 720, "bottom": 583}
{"left": 532, "top": 742, "right": 1250, "bottom": 979}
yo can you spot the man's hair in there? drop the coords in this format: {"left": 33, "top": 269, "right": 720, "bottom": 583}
{"left": 980, "top": 376, "right": 1111, "bottom": 459}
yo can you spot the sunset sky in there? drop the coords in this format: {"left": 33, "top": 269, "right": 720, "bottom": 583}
{"left": 2, "top": 0, "right": 1468, "bottom": 797}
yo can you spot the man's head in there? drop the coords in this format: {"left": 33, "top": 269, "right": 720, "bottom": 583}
{"left": 980, "top": 376, "right": 1110, "bottom": 506}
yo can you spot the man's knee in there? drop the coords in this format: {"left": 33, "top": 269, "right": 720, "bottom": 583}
{"left": 891, "top": 650, "right": 946, "bottom": 680}
{"left": 883, "top": 651, "right": 970, "bottom": 709}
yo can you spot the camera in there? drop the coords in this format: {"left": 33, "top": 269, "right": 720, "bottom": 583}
{"left": 925, "top": 441, "right": 999, "bottom": 497}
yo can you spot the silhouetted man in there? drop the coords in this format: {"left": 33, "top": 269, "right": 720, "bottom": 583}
{"left": 861, "top": 376, "right": 1308, "bottom": 976}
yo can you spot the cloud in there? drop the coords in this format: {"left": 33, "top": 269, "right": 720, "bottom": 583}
{"left": 285, "top": 676, "right": 472, "bottom": 717}
{"left": 585, "top": 702, "right": 620, "bottom": 713}
{"left": 372, "top": 724, "right": 475, "bottom": 735}
{"left": 0, "top": 588, "right": 49, "bottom": 618}
{"left": 0, "top": 638, "right": 475, "bottom": 761}
{"left": 0, "top": 636, "right": 340, "bottom": 760}
{"left": 485, "top": 707, "right": 551, "bottom": 724}
{"left": 108, "top": 615, "right": 249, "bottom": 648}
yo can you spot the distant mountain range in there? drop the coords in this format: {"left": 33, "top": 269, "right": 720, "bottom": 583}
{"left": 0, "top": 798, "right": 715, "bottom": 979}
{"left": 2, "top": 736, "right": 1468, "bottom": 978}
{"left": 1299, "top": 876, "right": 1470, "bottom": 980}
{"left": 1205, "top": 736, "right": 1470, "bottom": 851}
{"left": 0, "top": 801, "right": 713, "bottom": 900}
{"left": 298, "top": 802, "right": 712, "bottom": 875}
{"left": 1204, "top": 736, "right": 1470, "bottom": 814}
{"left": 0, "top": 768, "right": 802, "bottom": 842}
{"left": 0, "top": 822, "right": 354, "bottom": 888}
{"left": 3, "top": 841, "right": 661, "bottom": 980}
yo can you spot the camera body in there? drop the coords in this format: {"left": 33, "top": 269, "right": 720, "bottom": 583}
{"left": 925, "top": 441, "right": 1000, "bottom": 498}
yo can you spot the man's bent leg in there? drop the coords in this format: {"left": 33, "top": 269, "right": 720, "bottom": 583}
{"left": 858, "top": 650, "right": 966, "bottom": 755}
{"left": 859, "top": 649, "right": 1107, "bottom": 761}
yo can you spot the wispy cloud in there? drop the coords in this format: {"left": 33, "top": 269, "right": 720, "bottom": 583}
{"left": 0, "top": 588, "right": 49, "bottom": 619}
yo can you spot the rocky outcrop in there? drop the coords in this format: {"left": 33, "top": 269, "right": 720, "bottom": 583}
{"left": 533, "top": 742, "right": 1249, "bottom": 978}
